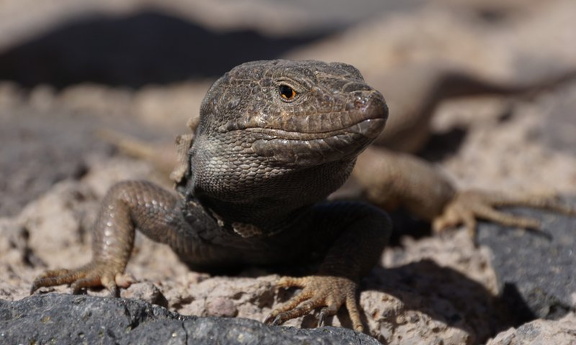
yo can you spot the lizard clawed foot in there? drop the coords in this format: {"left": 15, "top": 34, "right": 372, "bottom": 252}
{"left": 265, "top": 275, "right": 364, "bottom": 332}
{"left": 432, "top": 189, "right": 574, "bottom": 239}
{"left": 30, "top": 261, "right": 128, "bottom": 297}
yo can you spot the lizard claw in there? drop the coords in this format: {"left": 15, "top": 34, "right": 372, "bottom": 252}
{"left": 433, "top": 189, "right": 574, "bottom": 239}
{"left": 31, "top": 261, "right": 126, "bottom": 296}
{"left": 266, "top": 275, "right": 364, "bottom": 332}
{"left": 263, "top": 314, "right": 283, "bottom": 326}
{"left": 318, "top": 305, "right": 338, "bottom": 327}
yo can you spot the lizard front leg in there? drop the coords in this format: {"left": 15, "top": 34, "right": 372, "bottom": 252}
{"left": 266, "top": 202, "right": 391, "bottom": 332}
{"left": 352, "top": 147, "right": 574, "bottom": 238}
{"left": 31, "top": 180, "right": 188, "bottom": 295}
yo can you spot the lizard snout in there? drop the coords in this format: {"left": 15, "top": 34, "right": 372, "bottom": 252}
{"left": 348, "top": 91, "right": 388, "bottom": 139}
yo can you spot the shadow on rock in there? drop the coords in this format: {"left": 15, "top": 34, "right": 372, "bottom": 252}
{"left": 363, "top": 260, "right": 515, "bottom": 344}
{"left": 0, "top": 11, "right": 335, "bottom": 88}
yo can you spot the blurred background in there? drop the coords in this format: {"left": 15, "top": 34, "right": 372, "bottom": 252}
{"left": 1, "top": 0, "right": 576, "bottom": 216}
{"left": 1, "top": 0, "right": 575, "bottom": 88}
{"left": 0, "top": 0, "right": 420, "bottom": 87}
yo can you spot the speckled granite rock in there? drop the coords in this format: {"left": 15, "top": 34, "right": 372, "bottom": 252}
{"left": 0, "top": 294, "right": 380, "bottom": 345}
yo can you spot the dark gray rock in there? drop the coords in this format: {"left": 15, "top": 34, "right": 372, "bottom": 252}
{"left": 477, "top": 202, "right": 576, "bottom": 323}
{"left": 0, "top": 107, "right": 92, "bottom": 217}
{"left": 0, "top": 105, "right": 169, "bottom": 217}
{"left": 0, "top": 294, "right": 380, "bottom": 345}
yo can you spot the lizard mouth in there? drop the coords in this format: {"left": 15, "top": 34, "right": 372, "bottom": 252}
{"left": 247, "top": 119, "right": 386, "bottom": 167}
{"left": 246, "top": 101, "right": 387, "bottom": 166}
{"left": 219, "top": 91, "right": 388, "bottom": 166}
{"left": 244, "top": 117, "right": 386, "bottom": 141}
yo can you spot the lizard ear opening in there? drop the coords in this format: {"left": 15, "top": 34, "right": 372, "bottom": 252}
{"left": 279, "top": 84, "right": 298, "bottom": 102}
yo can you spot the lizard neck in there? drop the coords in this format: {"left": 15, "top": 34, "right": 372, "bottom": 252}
{"left": 186, "top": 154, "right": 355, "bottom": 230}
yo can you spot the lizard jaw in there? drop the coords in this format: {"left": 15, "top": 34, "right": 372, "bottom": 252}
{"left": 248, "top": 117, "right": 387, "bottom": 167}
{"left": 242, "top": 117, "right": 386, "bottom": 141}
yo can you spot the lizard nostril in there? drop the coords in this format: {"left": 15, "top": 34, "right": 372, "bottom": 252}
{"left": 354, "top": 97, "right": 367, "bottom": 109}
{"left": 361, "top": 93, "right": 388, "bottom": 121}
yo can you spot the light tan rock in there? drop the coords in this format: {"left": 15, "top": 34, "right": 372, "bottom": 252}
{"left": 487, "top": 314, "right": 576, "bottom": 345}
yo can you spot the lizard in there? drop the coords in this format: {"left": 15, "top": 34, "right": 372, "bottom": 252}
{"left": 31, "top": 59, "right": 574, "bottom": 331}
{"left": 101, "top": 61, "right": 576, "bottom": 238}
{"left": 31, "top": 59, "right": 392, "bottom": 332}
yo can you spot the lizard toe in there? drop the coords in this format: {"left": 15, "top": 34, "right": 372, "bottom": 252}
{"left": 318, "top": 304, "right": 339, "bottom": 327}
{"left": 31, "top": 261, "right": 124, "bottom": 295}
{"left": 31, "top": 269, "right": 74, "bottom": 294}
{"left": 434, "top": 189, "right": 561, "bottom": 240}
{"left": 267, "top": 275, "right": 363, "bottom": 330}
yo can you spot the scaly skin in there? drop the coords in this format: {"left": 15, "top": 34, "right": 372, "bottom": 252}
{"left": 31, "top": 60, "right": 391, "bottom": 332}
{"left": 101, "top": 61, "right": 576, "bottom": 239}
{"left": 352, "top": 146, "right": 575, "bottom": 238}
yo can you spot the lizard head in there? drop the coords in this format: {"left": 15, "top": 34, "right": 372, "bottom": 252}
{"left": 188, "top": 60, "right": 387, "bottom": 209}
{"left": 195, "top": 59, "right": 388, "bottom": 168}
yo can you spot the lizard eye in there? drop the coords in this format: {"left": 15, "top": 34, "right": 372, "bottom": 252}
{"left": 278, "top": 84, "right": 297, "bottom": 101}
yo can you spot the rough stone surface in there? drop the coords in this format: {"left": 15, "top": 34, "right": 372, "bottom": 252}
{"left": 486, "top": 314, "right": 576, "bottom": 345}
{"left": 0, "top": 294, "right": 380, "bottom": 345}
{"left": 0, "top": 100, "right": 165, "bottom": 217}
{"left": 0, "top": 178, "right": 513, "bottom": 344}
{"left": 477, "top": 204, "right": 576, "bottom": 322}
{"left": 0, "top": 107, "right": 92, "bottom": 217}
{"left": 381, "top": 231, "right": 505, "bottom": 344}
